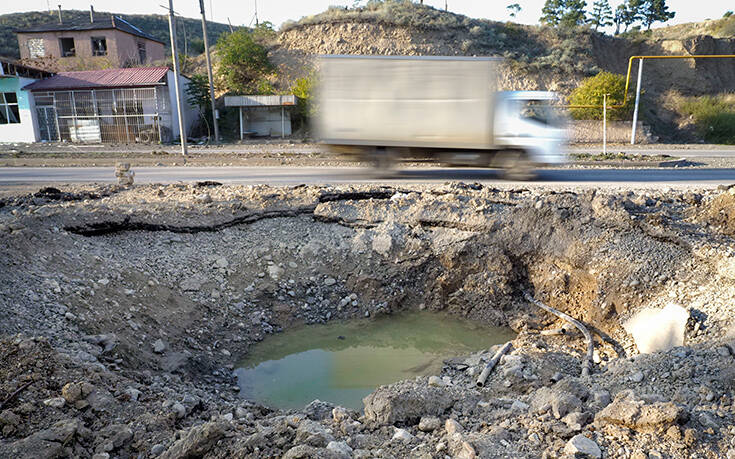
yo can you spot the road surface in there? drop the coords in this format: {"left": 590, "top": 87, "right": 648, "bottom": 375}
{"left": 1, "top": 166, "right": 735, "bottom": 189}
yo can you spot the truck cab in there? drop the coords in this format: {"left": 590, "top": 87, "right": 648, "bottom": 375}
{"left": 494, "top": 91, "right": 568, "bottom": 166}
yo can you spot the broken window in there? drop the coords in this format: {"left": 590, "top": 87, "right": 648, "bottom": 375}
{"left": 91, "top": 37, "right": 107, "bottom": 56}
{"left": 137, "top": 42, "right": 147, "bottom": 63}
{"left": 59, "top": 37, "right": 75, "bottom": 57}
{"left": 28, "top": 38, "right": 45, "bottom": 58}
{"left": 0, "top": 92, "right": 21, "bottom": 124}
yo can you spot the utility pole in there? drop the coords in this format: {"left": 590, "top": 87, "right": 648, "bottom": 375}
{"left": 630, "top": 58, "right": 643, "bottom": 145}
{"left": 199, "top": 0, "right": 220, "bottom": 142}
{"left": 167, "top": 0, "right": 188, "bottom": 157}
{"left": 603, "top": 93, "right": 609, "bottom": 155}
{"left": 254, "top": 0, "right": 259, "bottom": 26}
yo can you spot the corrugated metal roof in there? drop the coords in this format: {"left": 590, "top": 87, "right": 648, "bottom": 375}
{"left": 15, "top": 15, "right": 164, "bottom": 44}
{"left": 225, "top": 95, "right": 298, "bottom": 107}
{"left": 23, "top": 67, "right": 170, "bottom": 91}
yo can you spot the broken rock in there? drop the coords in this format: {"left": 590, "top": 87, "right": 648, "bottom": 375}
{"left": 564, "top": 434, "right": 601, "bottom": 458}
{"left": 595, "top": 391, "right": 686, "bottom": 433}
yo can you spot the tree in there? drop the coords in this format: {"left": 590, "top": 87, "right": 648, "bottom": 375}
{"left": 540, "top": 0, "right": 588, "bottom": 28}
{"left": 641, "top": 0, "right": 675, "bottom": 30}
{"left": 215, "top": 29, "right": 273, "bottom": 94}
{"left": 619, "top": 0, "right": 645, "bottom": 33}
{"left": 588, "top": 0, "right": 613, "bottom": 31}
{"left": 507, "top": 3, "right": 522, "bottom": 18}
{"left": 613, "top": 4, "right": 625, "bottom": 34}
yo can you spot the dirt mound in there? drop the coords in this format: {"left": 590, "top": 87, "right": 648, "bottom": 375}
{"left": 698, "top": 187, "right": 735, "bottom": 235}
{"left": 1, "top": 183, "right": 735, "bottom": 457}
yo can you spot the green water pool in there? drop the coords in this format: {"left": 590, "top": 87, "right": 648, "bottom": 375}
{"left": 235, "top": 311, "right": 514, "bottom": 411}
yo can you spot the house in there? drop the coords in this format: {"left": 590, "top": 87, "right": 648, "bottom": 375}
{"left": 22, "top": 66, "right": 197, "bottom": 143}
{"left": 15, "top": 14, "right": 165, "bottom": 69}
{"left": 224, "top": 95, "right": 298, "bottom": 139}
{"left": 0, "top": 59, "right": 54, "bottom": 143}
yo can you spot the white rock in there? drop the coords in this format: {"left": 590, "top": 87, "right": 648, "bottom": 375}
{"left": 630, "top": 371, "right": 644, "bottom": 383}
{"left": 324, "top": 277, "right": 336, "bottom": 286}
{"left": 326, "top": 441, "right": 353, "bottom": 458}
{"left": 623, "top": 303, "right": 689, "bottom": 353}
{"left": 564, "top": 434, "right": 601, "bottom": 458}
{"left": 43, "top": 397, "right": 66, "bottom": 408}
{"left": 418, "top": 416, "right": 442, "bottom": 432}
{"left": 428, "top": 375, "right": 446, "bottom": 387}
{"left": 445, "top": 419, "right": 464, "bottom": 436}
{"left": 172, "top": 402, "right": 186, "bottom": 419}
{"left": 392, "top": 428, "right": 414, "bottom": 443}
{"left": 214, "top": 257, "right": 229, "bottom": 268}
{"left": 153, "top": 339, "right": 167, "bottom": 354}
{"left": 125, "top": 387, "right": 141, "bottom": 401}
{"left": 511, "top": 400, "right": 530, "bottom": 411}
{"left": 268, "top": 265, "right": 285, "bottom": 280}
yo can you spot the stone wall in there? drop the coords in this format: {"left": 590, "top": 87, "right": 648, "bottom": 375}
{"left": 570, "top": 120, "right": 656, "bottom": 144}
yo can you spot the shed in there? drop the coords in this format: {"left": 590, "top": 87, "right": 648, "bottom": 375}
{"left": 23, "top": 66, "right": 197, "bottom": 143}
{"left": 224, "top": 95, "right": 297, "bottom": 139}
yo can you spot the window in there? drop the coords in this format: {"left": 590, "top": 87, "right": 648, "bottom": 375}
{"left": 59, "top": 37, "right": 75, "bottom": 57}
{"left": 28, "top": 38, "right": 45, "bottom": 58}
{"left": 91, "top": 37, "right": 107, "bottom": 56}
{"left": 0, "top": 92, "right": 21, "bottom": 124}
{"left": 137, "top": 42, "right": 146, "bottom": 63}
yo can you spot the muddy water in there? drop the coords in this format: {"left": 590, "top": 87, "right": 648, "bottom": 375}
{"left": 235, "top": 311, "right": 515, "bottom": 410}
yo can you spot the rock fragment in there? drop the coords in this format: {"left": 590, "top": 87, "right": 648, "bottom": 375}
{"left": 564, "top": 434, "right": 602, "bottom": 458}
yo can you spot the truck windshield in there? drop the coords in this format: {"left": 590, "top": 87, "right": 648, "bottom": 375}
{"left": 519, "top": 100, "right": 566, "bottom": 128}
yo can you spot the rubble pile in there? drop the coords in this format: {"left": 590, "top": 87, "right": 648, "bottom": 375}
{"left": 1, "top": 182, "right": 734, "bottom": 458}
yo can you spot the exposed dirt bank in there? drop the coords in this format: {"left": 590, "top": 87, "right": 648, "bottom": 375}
{"left": 1, "top": 183, "right": 734, "bottom": 458}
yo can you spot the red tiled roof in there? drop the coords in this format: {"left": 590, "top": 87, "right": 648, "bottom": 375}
{"left": 23, "top": 67, "right": 170, "bottom": 91}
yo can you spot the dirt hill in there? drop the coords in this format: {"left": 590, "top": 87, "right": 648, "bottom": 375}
{"left": 274, "top": 2, "right": 735, "bottom": 141}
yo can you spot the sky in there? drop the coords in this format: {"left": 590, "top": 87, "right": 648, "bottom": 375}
{"left": 1, "top": 0, "right": 731, "bottom": 30}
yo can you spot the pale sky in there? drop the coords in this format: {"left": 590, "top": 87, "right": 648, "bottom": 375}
{"left": 1, "top": 0, "right": 731, "bottom": 30}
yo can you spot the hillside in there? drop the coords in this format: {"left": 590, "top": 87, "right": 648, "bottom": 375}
{"left": 274, "top": 2, "right": 735, "bottom": 141}
{"left": 0, "top": 10, "right": 232, "bottom": 59}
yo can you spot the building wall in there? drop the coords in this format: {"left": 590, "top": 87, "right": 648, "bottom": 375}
{"left": 17, "top": 30, "right": 163, "bottom": 68}
{"left": 0, "top": 77, "right": 39, "bottom": 143}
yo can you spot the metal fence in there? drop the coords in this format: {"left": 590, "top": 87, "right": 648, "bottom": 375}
{"left": 34, "top": 87, "right": 172, "bottom": 143}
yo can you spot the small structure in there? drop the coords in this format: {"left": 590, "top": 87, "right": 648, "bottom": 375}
{"left": 22, "top": 66, "right": 197, "bottom": 143}
{"left": 0, "top": 59, "right": 54, "bottom": 143}
{"left": 16, "top": 13, "right": 165, "bottom": 69}
{"left": 224, "top": 95, "right": 297, "bottom": 139}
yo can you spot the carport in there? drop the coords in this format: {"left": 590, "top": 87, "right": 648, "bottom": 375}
{"left": 224, "top": 94, "right": 297, "bottom": 139}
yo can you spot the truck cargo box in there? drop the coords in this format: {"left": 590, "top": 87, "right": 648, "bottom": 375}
{"left": 317, "top": 55, "right": 499, "bottom": 150}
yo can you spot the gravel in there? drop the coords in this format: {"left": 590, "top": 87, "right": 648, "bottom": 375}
{"left": 1, "top": 182, "right": 734, "bottom": 458}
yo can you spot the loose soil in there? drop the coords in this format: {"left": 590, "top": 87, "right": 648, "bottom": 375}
{"left": 1, "top": 182, "right": 735, "bottom": 458}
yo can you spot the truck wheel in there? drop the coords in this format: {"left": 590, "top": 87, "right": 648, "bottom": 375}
{"left": 371, "top": 147, "right": 397, "bottom": 172}
{"left": 502, "top": 151, "right": 537, "bottom": 181}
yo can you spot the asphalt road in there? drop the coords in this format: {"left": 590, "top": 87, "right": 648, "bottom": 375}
{"left": 569, "top": 147, "right": 735, "bottom": 158}
{"left": 1, "top": 166, "right": 735, "bottom": 189}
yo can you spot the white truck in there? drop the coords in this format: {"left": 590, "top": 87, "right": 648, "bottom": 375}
{"left": 316, "top": 55, "right": 567, "bottom": 178}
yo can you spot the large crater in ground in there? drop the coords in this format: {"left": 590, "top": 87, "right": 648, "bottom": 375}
{"left": 1, "top": 183, "right": 734, "bottom": 458}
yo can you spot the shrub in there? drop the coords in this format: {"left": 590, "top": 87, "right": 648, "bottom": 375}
{"left": 290, "top": 72, "right": 318, "bottom": 128}
{"left": 680, "top": 96, "right": 735, "bottom": 144}
{"left": 215, "top": 29, "right": 273, "bottom": 94}
{"left": 569, "top": 71, "right": 634, "bottom": 120}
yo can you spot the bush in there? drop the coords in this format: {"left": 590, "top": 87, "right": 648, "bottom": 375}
{"left": 290, "top": 72, "right": 318, "bottom": 131}
{"left": 569, "top": 71, "right": 634, "bottom": 120}
{"left": 215, "top": 29, "right": 273, "bottom": 94}
{"left": 680, "top": 96, "right": 735, "bottom": 144}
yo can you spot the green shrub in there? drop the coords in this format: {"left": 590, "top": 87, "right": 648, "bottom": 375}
{"left": 215, "top": 29, "right": 273, "bottom": 94}
{"left": 569, "top": 71, "right": 634, "bottom": 120}
{"left": 680, "top": 96, "right": 735, "bottom": 144}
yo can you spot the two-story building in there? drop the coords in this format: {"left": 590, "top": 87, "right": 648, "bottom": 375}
{"left": 16, "top": 14, "right": 165, "bottom": 69}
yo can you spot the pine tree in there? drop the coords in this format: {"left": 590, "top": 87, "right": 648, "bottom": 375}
{"left": 560, "top": 0, "right": 588, "bottom": 28}
{"left": 588, "top": 0, "right": 613, "bottom": 31}
{"left": 540, "top": 0, "right": 588, "bottom": 28}
{"left": 620, "top": 0, "right": 645, "bottom": 33}
{"left": 540, "top": 0, "right": 565, "bottom": 26}
{"left": 641, "top": 0, "right": 675, "bottom": 30}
